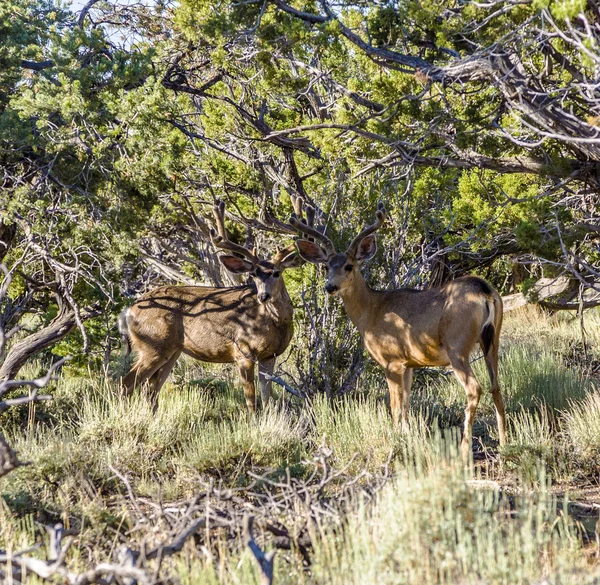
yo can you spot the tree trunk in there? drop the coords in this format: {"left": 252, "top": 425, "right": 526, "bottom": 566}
{"left": 502, "top": 277, "right": 571, "bottom": 312}
{"left": 0, "top": 302, "right": 102, "bottom": 380}
{"left": 0, "top": 308, "right": 77, "bottom": 381}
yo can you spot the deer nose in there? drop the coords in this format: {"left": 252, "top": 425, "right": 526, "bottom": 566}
{"left": 325, "top": 283, "right": 338, "bottom": 294}
{"left": 258, "top": 292, "right": 271, "bottom": 303}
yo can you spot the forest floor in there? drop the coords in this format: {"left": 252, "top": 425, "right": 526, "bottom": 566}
{"left": 1, "top": 305, "right": 600, "bottom": 584}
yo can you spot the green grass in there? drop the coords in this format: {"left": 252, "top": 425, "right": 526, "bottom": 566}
{"left": 562, "top": 387, "right": 600, "bottom": 468}
{"left": 172, "top": 437, "right": 594, "bottom": 585}
{"left": 177, "top": 404, "right": 307, "bottom": 475}
{"left": 1, "top": 306, "right": 599, "bottom": 584}
{"left": 310, "top": 462, "right": 587, "bottom": 585}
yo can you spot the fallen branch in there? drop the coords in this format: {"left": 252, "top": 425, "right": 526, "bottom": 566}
{"left": 0, "top": 356, "right": 69, "bottom": 477}
{"left": 0, "top": 356, "right": 70, "bottom": 400}
{"left": 263, "top": 373, "right": 306, "bottom": 399}
{"left": 244, "top": 516, "right": 275, "bottom": 585}
{"left": 502, "top": 276, "right": 571, "bottom": 312}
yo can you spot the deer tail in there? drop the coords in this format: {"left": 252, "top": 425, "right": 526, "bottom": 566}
{"left": 480, "top": 298, "right": 495, "bottom": 356}
{"left": 118, "top": 308, "right": 132, "bottom": 357}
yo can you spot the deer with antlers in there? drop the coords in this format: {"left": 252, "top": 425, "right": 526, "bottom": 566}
{"left": 291, "top": 203, "right": 507, "bottom": 459}
{"left": 119, "top": 200, "right": 305, "bottom": 411}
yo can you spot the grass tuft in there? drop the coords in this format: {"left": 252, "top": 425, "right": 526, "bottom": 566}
{"left": 311, "top": 460, "right": 584, "bottom": 585}
{"left": 177, "top": 404, "right": 307, "bottom": 474}
{"left": 562, "top": 387, "right": 600, "bottom": 468}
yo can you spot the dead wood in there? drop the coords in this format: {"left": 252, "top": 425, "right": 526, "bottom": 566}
{"left": 502, "top": 277, "right": 600, "bottom": 312}
{"left": 0, "top": 448, "right": 394, "bottom": 584}
{"left": 0, "top": 305, "right": 99, "bottom": 381}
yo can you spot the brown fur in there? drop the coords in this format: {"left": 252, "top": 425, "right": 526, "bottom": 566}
{"left": 120, "top": 276, "right": 294, "bottom": 412}
{"left": 294, "top": 208, "right": 507, "bottom": 460}
{"left": 120, "top": 219, "right": 302, "bottom": 411}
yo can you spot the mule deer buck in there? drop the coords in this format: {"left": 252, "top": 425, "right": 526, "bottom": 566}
{"left": 119, "top": 200, "right": 305, "bottom": 411}
{"left": 291, "top": 203, "right": 507, "bottom": 459}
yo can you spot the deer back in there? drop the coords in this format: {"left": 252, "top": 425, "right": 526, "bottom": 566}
{"left": 125, "top": 283, "right": 294, "bottom": 364}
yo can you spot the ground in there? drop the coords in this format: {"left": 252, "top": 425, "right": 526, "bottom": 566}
{"left": 1, "top": 305, "right": 600, "bottom": 584}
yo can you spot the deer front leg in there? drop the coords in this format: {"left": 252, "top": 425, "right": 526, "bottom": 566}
{"left": 237, "top": 356, "right": 257, "bottom": 413}
{"left": 385, "top": 363, "right": 407, "bottom": 431}
{"left": 258, "top": 356, "right": 276, "bottom": 407}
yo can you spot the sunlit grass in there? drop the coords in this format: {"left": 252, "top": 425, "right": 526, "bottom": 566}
{"left": 562, "top": 387, "right": 600, "bottom": 468}
{"left": 0, "top": 305, "right": 599, "bottom": 584}
{"left": 310, "top": 460, "right": 586, "bottom": 585}
{"left": 177, "top": 404, "right": 307, "bottom": 474}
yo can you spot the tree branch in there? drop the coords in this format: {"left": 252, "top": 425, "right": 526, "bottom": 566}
{"left": 20, "top": 59, "right": 54, "bottom": 71}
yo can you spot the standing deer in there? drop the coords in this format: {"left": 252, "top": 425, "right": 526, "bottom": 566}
{"left": 291, "top": 203, "right": 507, "bottom": 459}
{"left": 119, "top": 200, "right": 304, "bottom": 411}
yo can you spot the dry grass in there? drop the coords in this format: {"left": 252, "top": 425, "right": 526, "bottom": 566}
{"left": 0, "top": 306, "right": 599, "bottom": 583}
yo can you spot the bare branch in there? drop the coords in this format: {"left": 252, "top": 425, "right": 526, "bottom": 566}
{"left": 244, "top": 516, "right": 275, "bottom": 585}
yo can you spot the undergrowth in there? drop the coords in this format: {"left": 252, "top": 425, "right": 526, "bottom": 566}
{"left": 1, "top": 305, "right": 599, "bottom": 583}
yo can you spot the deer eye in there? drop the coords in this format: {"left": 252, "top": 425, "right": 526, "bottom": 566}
{"left": 273, "top": 271, "right": 281, "bottom": 278}
{"left": 344, "top": 264, "right": 353, "bottom": 272}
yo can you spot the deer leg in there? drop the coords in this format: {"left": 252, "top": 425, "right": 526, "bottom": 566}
{"left": 121, "top": 351, "right": 166, "bottom": 397}
{"left": 385, "top": 363, "right": 406, "bottom": 431}
{"left": 449, "top": 355, "right": 483, "bottom": 462}
{"left": 237, "top": 357, "right": 257, "bottom": 413}
{"left": 480, "top": 340, "right": 507, "bottom": 446}
{"left": 258, "top": 356, "right": 276, "bottom": 407}
{"left": 402, "top": 368, "right": 413, "bottom": 424}
{"left": 146, "top": 351, "right": 181, "bottom": 411}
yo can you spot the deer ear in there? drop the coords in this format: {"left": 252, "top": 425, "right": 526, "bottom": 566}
{"left": 355, "top": 235, "right": 377, "bottom": 263}
{"left": 295, "top": 240, "right": 328, "bottom": 264}
{"left": 278, "top": 250, "right": 305, "bottom": 269}
{"left": 219, "top": 255, "right": 254, "bottom": 274}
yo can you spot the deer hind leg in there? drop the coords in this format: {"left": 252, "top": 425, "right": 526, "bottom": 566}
{"left": 449, "top": 354, "right": 483, "bottom": 462}
{"left": 121, "top": 350, "right": 166, "bottom": 397}
{"left": 236, "top": 357, "right": 257, "bottom": 413}
{"left": 480, "top": 338, "right": 507, "bottom": 447}
{"left": 258, "top": 356, "right": 276, "bottom": 408}
{"left": 146, "top": 351, "right": 181, "bottom": 411}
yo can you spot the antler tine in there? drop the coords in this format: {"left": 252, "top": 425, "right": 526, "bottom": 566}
{"left": 243, "top": 225, "right": 256, "bottom": 255}
{"left": 210, "top": 200, "right": 259, "bottom": 264}
{"left": 346, "top": 202, "right": 386, "bottom": 256}
{"left": 305, "top": 204, "right": 316, "bottom": 229}
{"left": 290, "top": 194, "right": 304, "bottom": 218}
{"left": 289, "top": 205, "right": 336, "bottom": 255}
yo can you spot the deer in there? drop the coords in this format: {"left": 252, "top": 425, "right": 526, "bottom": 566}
{"left": 119, "top": 200, "right": 306, "bottom": 412}
{"left": 290, "top": 202, "right": 507, "bottom": 459}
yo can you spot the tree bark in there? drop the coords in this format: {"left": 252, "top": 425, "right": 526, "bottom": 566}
{"left": 502, "top": 277, "right": 571, "bottom": 312}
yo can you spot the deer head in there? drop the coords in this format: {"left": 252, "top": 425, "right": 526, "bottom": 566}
{"left": 290, "top": 202, "right": 386, "bottom": 296}
{"left": 211, "top": 200, "right": 304, "bottom": 303}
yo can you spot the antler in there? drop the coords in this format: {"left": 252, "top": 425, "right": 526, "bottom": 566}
{"left": 289, "top": 199, "right": 336, "bottom": 256}
{"left": 345, "top": 202, "right": 386, "bottom": 257}
{"left": 210, "top": 200, "right": 259, "bottom": 264}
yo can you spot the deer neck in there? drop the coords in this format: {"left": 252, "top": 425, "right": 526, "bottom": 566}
{"left": 338, "top": 272, "right": 375, "bottom": 334}
{"left": 263, "top": 279, "right": 293, "bottom": 323}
